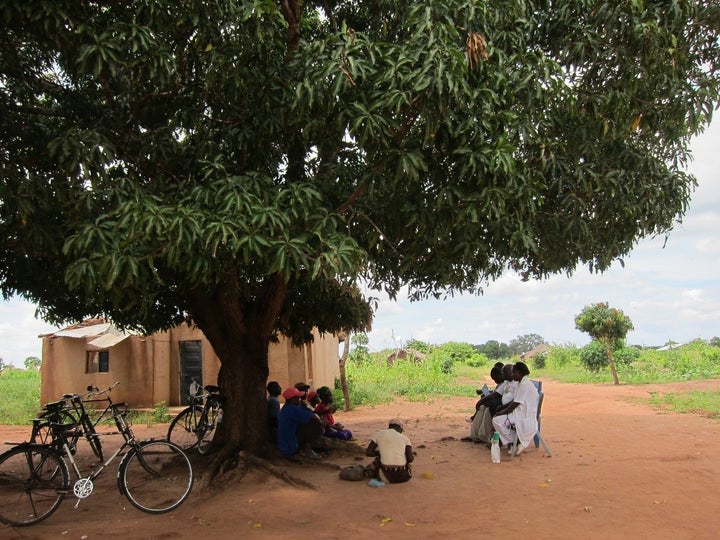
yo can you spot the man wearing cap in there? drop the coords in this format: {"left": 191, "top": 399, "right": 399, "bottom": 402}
{"left": 278, "top": 386, "right": 323, "bottom": 460}
{"left": 365, "top": 419, "right": 414, "bottom": 483}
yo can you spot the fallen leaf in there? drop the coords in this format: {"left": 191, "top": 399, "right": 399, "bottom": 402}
{"left": 539, "top": 483, "right": 549, "bottom": 488}
{"left": 404, "top": 522, "right": 416, "bottom": 527}
{"left": 380, "top": 516, "right": 392, "bottom": 523}
{"left": 420, "top": 472, "right": 434, "bottom": 479}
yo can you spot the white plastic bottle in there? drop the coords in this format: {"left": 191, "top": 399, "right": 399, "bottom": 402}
{"left": 491, "top": 431, "right": 501, "bottom": 463}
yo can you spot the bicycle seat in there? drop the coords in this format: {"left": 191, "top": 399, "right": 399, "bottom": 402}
{"left": 49, "top": 421, "right": 79, "bottom": 432}
{"left": 205, "top": 385, "right": 220, "bottom": 394}
{"left": 43, "top": 400, "right": 67, "bottom": 411}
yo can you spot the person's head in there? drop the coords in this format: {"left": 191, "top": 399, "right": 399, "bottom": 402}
{"left": 489, "top": 365, "right": 504, "bottom": 385}
{"left": 307, "top": 389, "right": 320, "bottom": 406}
{"left": 388, "top": 419, "right": 404, "bottom": 433}
{"left": 282, "top": 387, "right": 304, "bottom": 403}
{"left": 294, "top": 382, "right": 310, "bottom": 399}
{"left": 317, "top": 386, "right": 333, "bottom": 404}
{"left": 512, "top": 361, "right": 530, "bottom": 381}
{"left": 266, "top": 381, "right": 281, "bottom": 397}
{"left": 502, "top": 363, "right": 514, "bottom": 381}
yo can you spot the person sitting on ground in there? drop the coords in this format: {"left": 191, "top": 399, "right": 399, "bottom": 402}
{"left": 314, "top": 386, "right": 353, "bottom": 440}
{"left": 463, "top": 363, "right": 512, "bottom": 444}
{"left": 491, "top": 361, "right": 539, "bottom": 455}
{"left": 266, "top": 381, "right": 282, "bottom": 443}
{"left": 278, "top": 386, "right": 324, "bottom": 460}
{"left": 294, "top": 382, "right": 314, "bottom": 412}
{"left": 365, "top": 419, "right": 414, "bottom": 483}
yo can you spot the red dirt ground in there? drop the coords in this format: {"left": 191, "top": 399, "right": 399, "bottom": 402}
{"left": 2, "top": 379, "right": 720, "bottom": 540}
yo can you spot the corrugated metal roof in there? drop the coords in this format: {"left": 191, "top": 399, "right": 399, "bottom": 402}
{"left": 53, "top": 323, "right": 112, "bottom": 338}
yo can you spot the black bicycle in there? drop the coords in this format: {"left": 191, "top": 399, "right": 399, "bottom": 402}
{"left": 0, "top": 383, "right": 194, "bottom": 527}
{"left": 29, "top": 382, "right": 119, "bottom": 461}
{"left": 167, "top": 383, "right": 223, "bottom": 454}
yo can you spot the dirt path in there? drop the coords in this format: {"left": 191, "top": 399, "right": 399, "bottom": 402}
{"left": 2, "top": 379, "right": 720, "bottom": 540}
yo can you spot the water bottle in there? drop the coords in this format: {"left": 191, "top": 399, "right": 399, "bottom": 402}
{"left": 491, "top": 431, "right": 501, "bottom": 463}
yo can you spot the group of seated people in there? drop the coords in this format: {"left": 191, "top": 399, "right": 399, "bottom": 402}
{"left": 267, "top": 381, "right": 354, "bottom": 461}
{"left": 267, "top": 381, "right": 413, "bottom": 483}
{"left": 462, "top": 360, "right": 539, "bottom": 455}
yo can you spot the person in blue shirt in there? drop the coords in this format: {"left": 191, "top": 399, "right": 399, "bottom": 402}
{"left": 266, "top": 381, "right": 282, "bottom": 443}
{"left": 278, "top": 386, "right": 323, "bottom": 460}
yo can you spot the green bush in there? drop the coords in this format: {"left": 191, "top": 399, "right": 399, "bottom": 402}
{"left": 0, "top": 369, "right": 41, "bottom": 425}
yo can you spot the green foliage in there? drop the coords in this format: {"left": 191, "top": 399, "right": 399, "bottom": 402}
{"left": 509, "top": 334, "right": 545, "bottom": 356}
{"left": 23, "top": 357, "right": 42, "bottom": 371}
{"left": 466, "top": 352, "right": 490, "bottom": 368}
{"left": 575, "top": 303, "right": 634, "bottom": 342}
{"left": 348, "top": 332, "right": 371, "bottom": 363}
{"left": 474, "top": 340, "right": 511, "bottom": 360}
{"left": 545, "top": 345, "right": 580, "bottom": 368}
{"left": 532, "top": 352, "right": 547, "bottom": 370}
{"left": 646, "top": 390, "right": 720, "bottom": 419}
{"left": 579, "top": 340, "right": 637, "bottom": 372}
{"left": 0, "top": 369, "right": 41, "bottom": 425}
{"left": 404, "top": 339, "right": 431, "bottom": 354}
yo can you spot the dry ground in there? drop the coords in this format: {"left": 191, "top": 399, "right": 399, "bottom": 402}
{"left": 2, "top": 379, "right": 720, "bottom": 540}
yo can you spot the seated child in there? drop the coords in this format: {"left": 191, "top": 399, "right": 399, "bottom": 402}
{"left": 314, "top": 386, "right": 352, "bottom": 440}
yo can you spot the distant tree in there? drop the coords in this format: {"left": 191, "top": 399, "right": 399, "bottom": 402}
{"left": 435, "top": 341, "right": 475, "bottom": 363}
{"left": 0, "top": 357, "right": 5, "bottom": 372}
{"left": 404, "top": 339, "right": 432, "bottom": 355}
{"left": 24, "top": 357, "right": 42, "bottom": 371}
{"left": 575, "top": 303, "right": 634, "bottom": 385}
{"left": 475, "top": 340, "right": 511, "bottom": 360}
{"left": 348, "top": 333, "right": 371, "bottom": 363}
{"left": 579, "top": 340, "right": 637, "bottom": 373}
{"left": 710, "top": 337, "right": 720, "bottom": 347}
{"left": 509, "top": 334, "right": 545, "bottom": 356}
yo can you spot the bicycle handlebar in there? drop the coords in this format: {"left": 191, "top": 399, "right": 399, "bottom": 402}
{"left": 61, "top": 381, "right": 121, "bottom": 403}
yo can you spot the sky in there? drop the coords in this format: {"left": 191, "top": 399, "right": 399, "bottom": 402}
{"left": 1, "top": 122, "right": 719, "bottom": 366}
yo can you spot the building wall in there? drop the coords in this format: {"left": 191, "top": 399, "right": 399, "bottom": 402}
{"left": 41, "top": 325, "right": 340, "bottom": 407}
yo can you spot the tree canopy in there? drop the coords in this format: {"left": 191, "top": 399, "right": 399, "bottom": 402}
{"left": 2, "top": 0, "right": 719, "bottom": 463}
{"left": 575, "top": 302, "right": 635, "bottom": 384}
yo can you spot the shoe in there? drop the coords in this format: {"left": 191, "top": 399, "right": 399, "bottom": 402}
{"left": 461, "top": 436, "right": 474, "bottom": 442}
{"left": 304, "top": 449, "right": 320, "bottom": 460}
{"left": 515, "top": 444, "right": 525, "bottom": 455}
{"left": 465, "top": 416, "right": 473, "bottom": 423}
{"left": 368, "top": 478, "right": 386, "bottom": 488}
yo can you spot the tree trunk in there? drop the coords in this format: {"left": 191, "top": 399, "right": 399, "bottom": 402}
{"left": 339, "top": 331, "right": 351, "bottom": 412}
{"left": 188, "top": 274, "right": 288, "bottom": 475}
{"left": 604, "top": 341, "right": 620, "bottom": 385}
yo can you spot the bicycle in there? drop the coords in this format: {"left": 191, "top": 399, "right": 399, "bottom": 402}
{"left": 29, "top": 382, "right": 118, "bottom": 461}
{"left": 0, "top": 382, "right": 194, "bottom": 527}
{"left": 167, "top": 383, "right": 223, "bottom": 454}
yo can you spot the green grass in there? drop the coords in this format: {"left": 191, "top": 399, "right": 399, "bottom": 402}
{"left": 645, "top": 390, "right": 720, "bottom": 419}
{"left": 0, "top": 369, "right": 41, "bottom": 425}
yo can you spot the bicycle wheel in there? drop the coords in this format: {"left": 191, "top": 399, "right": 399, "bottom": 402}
{"left": 118, "top": 440, "right": 193, "bottom": 514}
{"left": 197, "top": 400, "right": 219, "bottom": 455}
{"left": 0, "top": 444, "right": 69, "bottom": 526}
{"left": 167, "top": 405, "right": 204, "bottom": 451}
{"left": 31, "top": 409, "right": 79, "bottom": 452}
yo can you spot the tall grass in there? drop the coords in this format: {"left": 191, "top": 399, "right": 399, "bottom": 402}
{"left": 341, "top": 356, "right": 475, "bottom": 408}
{"left": 0, "top": 369, "right": 41, "bottom": 425}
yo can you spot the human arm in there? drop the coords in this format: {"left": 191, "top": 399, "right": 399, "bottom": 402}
{"left": 494, "top": 401, "right": 520, "bottom": 416}
{"left": 405, "top": 445, "right": 414, "bottom": 464}
{"left": 366, "top": 440, "right": 379, "bottom": 457}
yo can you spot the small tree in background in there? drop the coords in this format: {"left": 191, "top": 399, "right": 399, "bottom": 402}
{"left": 24, "top": 357, "right": 42, "bottom": 371}
{"left": 575, "top": 303, "right": 634, "bottom": 385}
